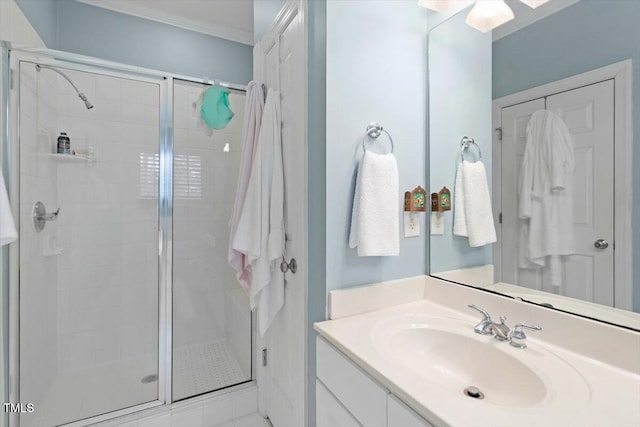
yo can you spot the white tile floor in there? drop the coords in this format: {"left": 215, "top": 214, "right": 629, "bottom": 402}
{"left": 22, "top": 355, "right": 158, "bottom": 427}
{"left": 122, "top": 412, "right": 269, "bottom": 427}
{"left": 21, "top": 340, "right": 250, "bottom": 427}
{"left": 110, "top": 386, "right": 265, "bottom": 427}
{"left": 173, "top": 340, "right": 248, "bottom": 400}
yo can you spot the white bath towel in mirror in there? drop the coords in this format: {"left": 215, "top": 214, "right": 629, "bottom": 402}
{"left": 518, "top": 109, "right": 575, "bottom": 287}
{"left": 453, "top": 160, "right": 497, "bottom": 247}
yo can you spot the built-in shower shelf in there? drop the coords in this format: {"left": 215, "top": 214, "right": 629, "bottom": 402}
{"left": 49, "top": 153, "right": 96, "bottom": 162}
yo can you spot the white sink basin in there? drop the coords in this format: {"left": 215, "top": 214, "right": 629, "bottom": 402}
{"left": 385, "top": 328, "right": 547, "bottom": 406}
{"left": 315, "top": 294, "right": 640, "bottom": 426}
{"left": 371, "top": 313, "right": 590, "bottom": 408}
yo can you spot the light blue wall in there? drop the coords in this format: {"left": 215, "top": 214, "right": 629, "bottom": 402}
{"left": 15, "top": 0, "right": 253, "bottom": 85}
{"left": 254, "top": 0, "right": 287, "bottom": 44}
{"left": 306, "top": 2, "right": 326, "bottom": 424}
{"left": 326, "top": 1, "right": 429, "bottom": 293}
{"left": 429, "top": 9, "right": 493, "bottom": 274}
{"left": 493, "top": 0, "right": 640, "bottom": 311}
{"left": 55, "top": 1, "right": 252, "bottom": 84}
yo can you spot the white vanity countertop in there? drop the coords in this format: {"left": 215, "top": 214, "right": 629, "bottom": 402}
{"left": 315, "top": 298, "right": 640, "bottom": 427}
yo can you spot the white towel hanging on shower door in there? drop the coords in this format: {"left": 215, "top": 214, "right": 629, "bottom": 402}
{"left": 228, "top": 81, "right": 265, "bottom": 294}
{"left": 231, "top": 88, "right": 285, "bottom": 336}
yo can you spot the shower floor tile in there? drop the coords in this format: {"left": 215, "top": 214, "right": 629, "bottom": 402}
{"left": 20, "top": 341, "right": 247, "bottom": 426}
{"left": 21, "top": 354, "right": 157, "bottom": 427}
{"left": 173, "top": 340, "right": 248, "bottom": 401}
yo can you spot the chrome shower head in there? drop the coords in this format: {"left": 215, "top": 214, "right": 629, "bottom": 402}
{"left": 35, "top": 64, "right": 94, "bottom": 110}
{"left": 79, "top": 93, "right": 94, "bottom": 109}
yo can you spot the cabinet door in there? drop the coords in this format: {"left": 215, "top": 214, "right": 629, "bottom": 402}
{"left": 388, "top": 395, "right": 433, "bottom": 427}
{"left": 317, "top": 337, "right": 388, "bottom": 426}
{"left": 317, "top": 380, "right": 362, "bottom": 427}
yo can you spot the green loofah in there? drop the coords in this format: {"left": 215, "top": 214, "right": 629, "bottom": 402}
{"left": 201, "top": 85, "right": 234, "bottom": 129}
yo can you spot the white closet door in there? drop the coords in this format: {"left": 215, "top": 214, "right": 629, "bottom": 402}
{"left": 500, "top": 80, "right": 615, "bottom": 306}
{"left": 500, "top": 98, "right": 545, "bottom": 289}
{"left": 546, "top": 80, "right": 614, "bottom": 305}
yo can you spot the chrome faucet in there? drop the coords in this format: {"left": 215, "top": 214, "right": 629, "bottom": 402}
{"left": 468, "top": 304, "right": 494, "bottom": 335}
{"left": 509, "top": 323, "right": 543, "bottom": 349}
{"left": 490, "top": 316, "right": 511, "bottom": 341}
{"left": 468, "top": 304, "right": 542, "bottom": 347}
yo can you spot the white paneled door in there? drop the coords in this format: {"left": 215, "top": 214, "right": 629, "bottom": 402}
{"left": 253, "top": 1, "right": 307, "bottom": 427}
{"left": 500, "top": 80, "right": 615, "bottom": 305}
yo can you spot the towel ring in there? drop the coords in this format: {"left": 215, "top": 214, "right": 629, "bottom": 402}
{"left": 460, "top": 136, "right": 481, "bottom": 161}
{"left": 362, "top": 122, "right": 394, "bottom": 153}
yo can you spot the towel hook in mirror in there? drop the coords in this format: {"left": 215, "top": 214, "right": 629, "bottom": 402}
{"left": 460, "top": 136, "right": 482, "bottom": 161}
{"left": 362, "top": 122, "right": 394, "bottom": 153}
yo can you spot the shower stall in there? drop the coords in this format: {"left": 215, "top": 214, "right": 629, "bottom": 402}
{"left": 1, "top": 47, "right": 253, "bottom": 426}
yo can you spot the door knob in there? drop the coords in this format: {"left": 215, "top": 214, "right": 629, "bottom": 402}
{"left": 594, "top": 239, "right": 609, "bottom": 250}
{"left": 280, "top": 257, "right": 297, "bottom": 274}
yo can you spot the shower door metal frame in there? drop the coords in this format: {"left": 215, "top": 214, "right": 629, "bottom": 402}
{"left": 1, "top": 42, "right": 13, "bottom": 427}
{"left": 4, "top": 47, "right": 173, "bottom": 427}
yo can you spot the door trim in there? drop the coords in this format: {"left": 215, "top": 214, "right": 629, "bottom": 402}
{"left": 492, "top": 59, "right": 633, "bottom": 310}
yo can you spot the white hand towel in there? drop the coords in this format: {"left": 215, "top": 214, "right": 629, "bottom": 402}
{"left": 0, "top": 170, "right": 17, "bottom": 246}
{"left": 453, "top": 163, "right": 467, "bottom": 237}
{"left": 228, "top": 81, "right": 265, "bottom": 294}
{"left": 349, "top": 151, "right": 399, "bottom": 256}
{"left": 459, "top": 160, "right": 496, "bottom": 247}
{"left": 232, "top": 89, "right": 284, "bottom": 336}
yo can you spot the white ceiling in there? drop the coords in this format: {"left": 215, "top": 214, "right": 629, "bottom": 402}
{"left": 77, "top": 0, "right": 254, "bottom": 45}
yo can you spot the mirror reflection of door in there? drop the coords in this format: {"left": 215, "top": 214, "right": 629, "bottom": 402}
{"left": 427, "top": 0, "right": 639, "bottom": 330}
{"left": 500, "top": 80, "right": 615, "bottom": 307}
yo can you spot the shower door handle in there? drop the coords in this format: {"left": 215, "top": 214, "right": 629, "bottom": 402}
{"left": 280, "top": 257, "right": 297, "bottom": 274}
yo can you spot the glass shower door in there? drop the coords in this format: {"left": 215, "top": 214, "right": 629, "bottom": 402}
{"left": 171, "top": 80, "right": 252, "bottom": 401}
{"left": 17, "top": 61, "right": 162, "bottom": 426}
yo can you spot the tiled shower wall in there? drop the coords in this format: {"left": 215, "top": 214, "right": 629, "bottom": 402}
{"left": 19, "top": 63, "right": 161, "bottom": 416}
{"left": 54, "top": 69, "right": 160, "bottom": 371}
{"left": 172, "top": 80, "right": 251, "bottom": 383}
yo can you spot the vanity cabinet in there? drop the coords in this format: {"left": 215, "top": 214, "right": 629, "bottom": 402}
{"left": 316, "top": 380, "right": 361, "bottom": 427}
{"left": 316, "top": 337, "right": 434, "bottom": 427}
{"left": 387, "top": 394, "right": 433, "bottom": 427}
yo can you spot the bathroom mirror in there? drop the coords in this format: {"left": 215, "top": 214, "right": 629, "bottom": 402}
{"left": 428, "top": 0, "right": 639, "bottom": 330}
